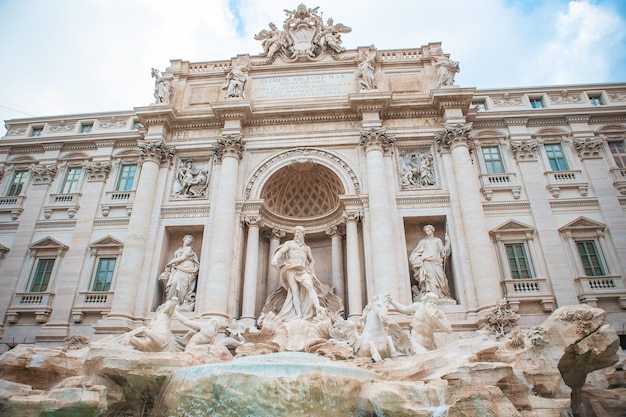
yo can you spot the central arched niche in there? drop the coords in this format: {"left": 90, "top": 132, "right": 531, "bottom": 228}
{"left": 261, "top": 160, "right": 345, "bottom": 228}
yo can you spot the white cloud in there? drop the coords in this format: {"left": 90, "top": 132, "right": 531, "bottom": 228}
{"left": 0, "top": 0, "right": 624, "bottom": 135}
{"left": 530, "top": 0, "right": 626, "bottom": 85}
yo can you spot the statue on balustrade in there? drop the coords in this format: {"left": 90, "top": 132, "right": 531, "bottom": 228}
{"left": 159, "top": 235, "right": 199, "bottom": 311}
{"left": 410, "top": 224, "right": 452, "bottom": 300}
{"left": 222, "top": 58, "right": 249, "bottom": 98}
{"left": 356, "top": 51, "right": 377, "bottom": 90}
{"left": 151, "top": 67, "right": 173, "bottom": 105}
{"left": 432, "top": 54, "right": 459, "bottom": 88}
{"left": 389, "top": 292, "right": 451, "bottom": 354}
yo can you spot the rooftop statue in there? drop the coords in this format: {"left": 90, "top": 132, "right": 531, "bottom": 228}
{"left": 254, "top": 4, "right": 351, "bottom": 61}
{"left": 222, "top": 57, "right": 250, "bottom": 98}
{"left": 151, "top": 67, "right": 173, "bottom": 105}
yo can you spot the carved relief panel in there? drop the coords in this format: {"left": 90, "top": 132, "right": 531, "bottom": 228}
{"left": 396, "top": 148, "right": 437, "bottom": 190}
{"left": 171, "top": 158, "right": 212, "bottom": 199}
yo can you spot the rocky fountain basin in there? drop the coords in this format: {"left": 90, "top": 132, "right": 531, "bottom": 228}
{"left": 153, "top": 352, "right": 380, "bottom": 416}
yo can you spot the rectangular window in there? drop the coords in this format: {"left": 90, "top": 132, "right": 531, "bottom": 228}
{"left": 588, "top": 95, "right": 604, "bottom": 106}
{"left": 545, "top": 143, "right": 569, "bottom": 171}
{"left": 29, "top": 259, "right": 55, "bottom": 292}
{"left": 576, "top": 240, "right": 606, "bottom": 276}
{"left": 473, "top": 101, "right": 486, "bottom": 111}
{"left": 505, "top": 243, "right": 533, "bottom": 279}
{"left": 31, "top": 127, "right": 43, "bottom": 137}
{"left": 482, "top": 146, "right": 505, "bottom": 174}
{"left": 80, "top": 123, "right": 93, "bottom": 133}
{"left": 60, "top": 167, "right": 82, "bottom": 193}
{"left": 115, "top": 164, "right": 137, "bottom": 191}
{"left": 530, "top": 98, "right": 544, "bottom": 109}
{"left": 7, "top": 170, "right": 27, "bottom": 196}
{"left": 92, "top": 258, "right": 116, "bottom": 292}
{"left": 609, "top": 141, "right": 626, "bottom": 168}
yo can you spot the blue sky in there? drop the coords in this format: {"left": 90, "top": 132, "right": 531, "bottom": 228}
{"left": 0, "top": 0, "right": 625, "bottom": 135}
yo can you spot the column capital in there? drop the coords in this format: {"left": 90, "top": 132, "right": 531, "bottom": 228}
{"left": 83, "top": 161, "right": 111, "bottom": 182}
{"left": 574, "top": 138, "right": 604, "bottom": 160}
{"left": 244, "top": 215, "right": 262, "bottom": 227}
{"left": 359, "top": 127, "right": 395, "bottom": 153}
{"left": 435, "top": 123, "right": 473, "bottom": 153}
{"left": 264, "top": 228, "right": 286, "bottom": 241}
{"left": 325, "top": 225, "right": 345, "bottom": 237}
{"left": 138, "top": 140, "right": 175, "bottom": 165}
{"left": 343, "top": 210, "right": 362, "bottom": 223}
{"left": 214, "top": 135, "right": 245, "bottom": 161}
{"left": 510, "top": 140, "right": 539, "bottom": 162}
{"left": 30, "top": 164, "right": 57, "bottom": 185}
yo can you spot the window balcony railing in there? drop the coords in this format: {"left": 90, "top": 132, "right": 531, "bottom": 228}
{"left": 71, "top": 291, "right": 114, "bottom": 323}
{"left": 502, "top": 278, "right": 555, "bottom": 312}
{"left": 544, "top": 170, "right": 588, "bottom": 197}
{"left": 479, "top": 173, "right": 521, "bottom": 200}
{"left": 610, "top": 168, "right": 626, "bottom": 195}
{"left": 574, "top": 275, "right": 626, "bottom": 309}
{"left": 6, "top": 291, "right": 55, "bottom": 324}
{"left": 44, "top": 192, "right": 81, "bottom": 219}
{"left": 0, "top": 195, "right": 26, "bottom": 220}
{"left": 101, "top": 190, "right": 135, "bottom": 216}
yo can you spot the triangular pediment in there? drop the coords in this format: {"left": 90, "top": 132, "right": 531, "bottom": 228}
{"left": 559, "top": 217, "right": 605, "bottom": 233}
{"left": 29, "top": 237, "right": 69, "bottom": 252}
{"left": 90, "top": 235, "right": 124, "bottom": 249}
{"left": 491, "top": 219, "right": 534, "bottom": 234}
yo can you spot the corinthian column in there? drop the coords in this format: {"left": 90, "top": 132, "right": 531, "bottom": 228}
{"left": 344, "top": 211, "right": 363, "bottom": 318}
{"left": 359, "top": 127, "right": 398, "bottom": 298}
{"left": 240, "top": 215, "right": 261, "bottom": 326}
{"left": 265, "top": 228, "right": 285, "bottom": 294}
{"left": 326, "top": 225, "right": 345, "bottom": 303}
{"left": 105, "top": 140, "right": 174, "bottom": 328}
{"left": 436, "top": 124, "right": 501, "bottom": 309}
{"left": 198, "top": 135, "right": 244, "bottom": 321}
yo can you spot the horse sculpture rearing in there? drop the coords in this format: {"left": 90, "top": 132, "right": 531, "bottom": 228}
{"left": 331, "top": 294, "right": 408, "bottom": 362}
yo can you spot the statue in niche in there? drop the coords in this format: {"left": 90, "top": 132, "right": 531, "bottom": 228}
{"left": 159, "top": 235, "right": 199, "bottom": 311}
{"left": 410, "top": 225, "right": 452, "bottom": 300}
{"left": 270, "top": 226, "right": 326, "bottom": 321}
{"left": 356, "top": 52, "right": 377, "bottom": 90}
{"left": 222, "top": 58, "right": 249, "bottom": 98}
{"left": 389, "top": 292, "right": 452, "bottom": 354}
{"left": 151, "top": 68, "right": 173, "bottom": 105}
{"left": 174, "top": 160, "right": 209, "bottom": 197}
{"left": 399, "top": 150, "right": 435, "bottom": 188}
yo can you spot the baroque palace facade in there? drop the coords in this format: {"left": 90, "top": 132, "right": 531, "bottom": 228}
{"left": 1, "top": 5, "right": 625, "bottom": 347}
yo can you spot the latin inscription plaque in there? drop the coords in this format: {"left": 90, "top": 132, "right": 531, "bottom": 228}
{"left": 251, "top": 73, "right": 354, "bottom": 100}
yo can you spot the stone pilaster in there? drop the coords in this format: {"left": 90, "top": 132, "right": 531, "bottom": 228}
{"left": 199, "top": 135, "right": 244, "bottom": 321}
{"left": 359, "top": 127, "right": 399, "bottom": 299}
{"left": 436, "top": 123, "right": 502, "bottom": 310}
{"left": 99, "top": 140, "right": 174, "bottom": 331}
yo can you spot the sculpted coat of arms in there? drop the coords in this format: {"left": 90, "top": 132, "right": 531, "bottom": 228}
{"left": 255, "top": 4, "right": 351, "bottom": 61}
